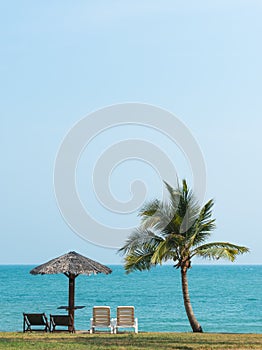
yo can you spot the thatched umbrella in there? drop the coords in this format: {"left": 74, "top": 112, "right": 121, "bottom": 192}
{"left": 30, "top": 251, "right": 112, "bottom": 331}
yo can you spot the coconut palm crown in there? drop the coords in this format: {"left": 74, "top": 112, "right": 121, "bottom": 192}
{"left": 119, "top": 179, "right": 249, "bottom": 332}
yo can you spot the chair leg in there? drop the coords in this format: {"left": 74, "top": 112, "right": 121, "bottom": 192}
{"left": 134, "top": 319, "right": 138, "bottom": 333}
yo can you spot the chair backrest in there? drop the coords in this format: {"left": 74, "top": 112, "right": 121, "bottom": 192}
{"left": 50, "top": 315, "right": 73, "bottom": 327}
{"left": 93, "top": 306, "right": 111, "bottom": 326}
{"left": 24, "top": 313, "right": 47, "bottom": 326}
{"left": 117, "top": 306, "right": 135, "bottom": 326}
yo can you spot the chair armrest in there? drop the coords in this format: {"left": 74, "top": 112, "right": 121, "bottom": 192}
{"left": 110, "top": 318, "right": 116, "bottom": 327}
{"left": 43, "top": 314, "right": 50, "bottom": 330}
{"left": 23, "top": 314, "right": 30, "bottom": 332}
{"left": 134, "top": 318, "right": 138, "bottom": 333}
{"left": 50, "top": 316, "right": 55, "bottom": 327}
{"left": 89, "top": 318, "right": 94, "bottom": 334}
{"left": 24, "top": 316, "right": 30, "bottom": 327}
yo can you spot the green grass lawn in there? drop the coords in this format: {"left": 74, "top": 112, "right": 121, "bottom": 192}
{"left": 0, "top": 332, "right": 261, "bottom": 350}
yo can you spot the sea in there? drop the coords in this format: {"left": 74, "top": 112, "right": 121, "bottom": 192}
{"left": 0, "top": 265, "right": 261, "bottom": 333}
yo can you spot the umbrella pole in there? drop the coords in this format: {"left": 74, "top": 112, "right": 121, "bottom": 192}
{"left": 68, "top": 273, "right": 75, "bottom": 332}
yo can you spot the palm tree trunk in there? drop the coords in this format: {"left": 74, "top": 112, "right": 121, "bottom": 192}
{"left": 181, "top": 266, "right": 203, "bottom": 332}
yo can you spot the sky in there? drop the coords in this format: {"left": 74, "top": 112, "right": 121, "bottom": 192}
{"left": 1, "top": 1, "right": 261, "bottom": 265}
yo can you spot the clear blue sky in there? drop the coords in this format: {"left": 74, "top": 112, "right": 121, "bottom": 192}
{"left": 1, "top": 1, "right": 261, "bottom": 264}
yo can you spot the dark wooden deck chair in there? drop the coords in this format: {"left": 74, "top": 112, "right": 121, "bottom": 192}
{"left": 90, "top": 306, "right": 114, "bottom": 333}
{"left": 50, "top": 314, "right": 75, "bottom": 333}
{"left": 23, "top": 313, "right": 50, "bottom": 332}
{"left": 114, "top": 306, "right": 138, "bottom": 333}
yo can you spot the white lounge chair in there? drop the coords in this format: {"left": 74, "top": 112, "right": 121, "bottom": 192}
{"left": 114, "top": 306, "right": 138, "bottom": 334}
{"left": 90, "top": 306, "right": 114, "bottom": 334}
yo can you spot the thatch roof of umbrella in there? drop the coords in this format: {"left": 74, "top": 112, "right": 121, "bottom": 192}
{"left": 30, "top": 251, "right": 112, "bottom": 276}
{"left": 30, "top": 251, "right": 112, "bottom": 331}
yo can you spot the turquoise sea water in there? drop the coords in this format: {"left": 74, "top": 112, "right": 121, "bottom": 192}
{"left": 0, "top": 265, "right": 261, "bottom": 333}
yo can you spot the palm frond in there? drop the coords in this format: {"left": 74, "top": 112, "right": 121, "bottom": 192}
{"left": 163, "top": 180, "right": 180, "bottom": 211}
{"left": 179, "top": 205, "right": 198, "bottom": 235}
{"left": 175, "top": 180, "right": 200, "bottom": 234}
{"left": 151, "top": 236, "right": 180, "bottom": 264}
{"left": 124, "top": 248, "right": 155, "bottom": 273}
{"left": 138, "top": 200, "right": 165, "bottom": 231}
{"left": 161, "top": 180, "right": 200, "bottom": 236}
{"left": 153, "top": 202, "right": 178, "bottom": 233}
{"left": 118, "top": 228, "right": 162, "bottom": 256}
{"left": 139, "top": 199, "right": 160, "bottom": 217}
{"left": 192, "top": 242, "right": 249, "bottom": 261}
{"left": 188, "top": 199, "right": 216, "bottom": 247}
{"left": 139, "top": 200, "right": 180, "bottom": 234}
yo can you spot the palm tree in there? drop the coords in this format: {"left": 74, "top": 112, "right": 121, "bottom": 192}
{"left": 119, "top": 179, "right": 249, "bottom": 332}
